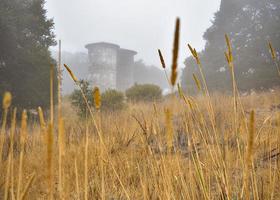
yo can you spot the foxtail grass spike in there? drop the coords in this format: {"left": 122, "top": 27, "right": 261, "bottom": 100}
{"left": 2, "top": 92, "right": 12, "bottom": 110}
{"left": 171, "top": 18, "right": 180, "bottom": 87}
{"left": 64, "top": 64, "right": 78, "bottom": 82}
{"left": 158, "top": 49, "right": 166, "bottom": 69}
{"left": 225, "top": 34, "right": 233, "bottom": 63}
{"left": 268, "top": 42, "right": 276, "bottom": 60}
{"left": 93, "top": 87, "right": 101, "bottom": 110}
{"left": 188, "top": 44, "right": 200, "bottom": 64}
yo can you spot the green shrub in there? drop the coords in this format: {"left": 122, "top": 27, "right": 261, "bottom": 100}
{"left": 101, "top": 89, "right": 125, "bottom": 111}
{"left": 70, "top": 80, "right": 93, "bottom": 117}
{"left": 125, "top": 83, "right": 162, "bottom": 102}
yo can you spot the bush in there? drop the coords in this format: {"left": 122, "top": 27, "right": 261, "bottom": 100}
{"left": 70, "top": 80, "right": 93, "bottom": 117}
{"left": 101, "top": 89, "right": 125, "bottom": 111}
{"left": 125, "top": 84, "right": 162, "bottom": 102}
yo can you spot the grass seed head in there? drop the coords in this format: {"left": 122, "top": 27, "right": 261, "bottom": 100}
{"left": 268, "top": 42, "right": 276, "bottom": 60}
{"left": 188, "top": 44, "right": 200, "bottom": 64}
{"left": 64, "top": 64, "right": 78, "bottom": 82}
{"left": 225, "top": 34, "right": 233, "bottom": 63}
{"left": 93, "top": 87, "right": 101, "bottom": 109}
{"left": 171, "top": 18, "right": 180, "bottom": 87}
{"left": 158, "top": 49, "right": 166, "bottom": 69}
{"left": 2, "top": 92, "right": 12, "bottom": 110}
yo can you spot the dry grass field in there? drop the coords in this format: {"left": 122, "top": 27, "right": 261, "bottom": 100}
{"left": 0, "top": 89, "right": 280, "bottom": 199}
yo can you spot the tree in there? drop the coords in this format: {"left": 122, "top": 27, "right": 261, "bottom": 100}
{"left": 0, "top": 0, "right": 57, "bottom": 110}
{"left": 182, "top": 0, "right": 280, "bottom": 92}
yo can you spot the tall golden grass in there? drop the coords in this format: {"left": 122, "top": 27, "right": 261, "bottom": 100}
{"left": 0, "top": 19, "right": 279, "bottom": 200}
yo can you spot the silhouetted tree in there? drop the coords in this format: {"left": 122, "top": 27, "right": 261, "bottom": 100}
{"left": 182, "top": 0, "right": 280, "bottom": 92}
{"left": 0, "top": 0, "right": 57, "bottom": 109}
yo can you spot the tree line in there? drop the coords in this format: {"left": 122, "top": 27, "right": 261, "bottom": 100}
{"left": 182, "top": 0, "right": 280, "bottom": 93}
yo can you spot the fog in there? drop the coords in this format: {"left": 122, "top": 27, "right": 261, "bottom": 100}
{"left": 45, "top": 0, "right": 221, "bottom": 67}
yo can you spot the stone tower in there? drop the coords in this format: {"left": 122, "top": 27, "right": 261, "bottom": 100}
{"left": 116, "top": 48, "right": 137, "bottom": 91}
{"left": 85, "top": 42, "right": 137, "bottom": 91}
{"left": 85, "top": 42, "right": 120, "bottom": 91}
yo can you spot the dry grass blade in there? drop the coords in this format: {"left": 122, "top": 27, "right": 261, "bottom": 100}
{"left": 0, "top": 92, "right": 12, "bottom": 166}
{"left": 177, "top": 83, "right": 183, "bottom": 98}
{"left": 4, "top": 140, "right": 12, "bottom": 200}
{"left": 38, "top": 107, "right": 46, "bottom": 131}
{"left": 50, "top": 64, "right": 54, "bottom": 136}
{"left": 84, "top": 124, "right": 89, "bottom": 200}
{"left": 4, "top": 108, "right": 17, "bottom": 200}
{"left": 58, "top": 117, "right": 65, "bottom": 198}
{"left": 17, "top": 110, "right": 27, "bottom": 200}
{"left": 74, "top": 158, "right": 81, "bottom": 200}
{"left": 46, "top": 123, "right": 54, "bottom": 200}
{"left": 192, "top": 73, "right": 201, "bottom": 91}
{"left": 244, "top": 110, "right": 255, "bottom": 200}
{"left": 224, "top": 52, "right": 230, "bottom": 65}
{"left": 170, "top": 18, "right": 180, "bottom": 87}
{"left": 165, "top": 108, "right": 174, "bottom": 152}
{"left": 20, "top": 173, "right": 36, "bottom": 200}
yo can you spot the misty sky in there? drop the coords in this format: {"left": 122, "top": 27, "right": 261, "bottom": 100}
{"left": 45, "top": 0, "right": 221, "bottom": 68}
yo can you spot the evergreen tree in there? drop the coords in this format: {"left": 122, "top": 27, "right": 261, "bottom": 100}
{"left": 0, "top": 0, "right": 57, "bottom": 109}
{"left": 182, "top": 0, "right": 280, "bottom": 92}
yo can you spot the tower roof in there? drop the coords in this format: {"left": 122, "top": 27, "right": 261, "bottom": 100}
{"left": 85, "top": 42, "right": 120, "bottom": 50}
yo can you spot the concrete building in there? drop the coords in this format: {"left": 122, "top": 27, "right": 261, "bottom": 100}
{"left": 85, "top": 42, "right": 137, "bottom": 91}
{"left": 116, "top": 48, "right": 137, "bottom": 91}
